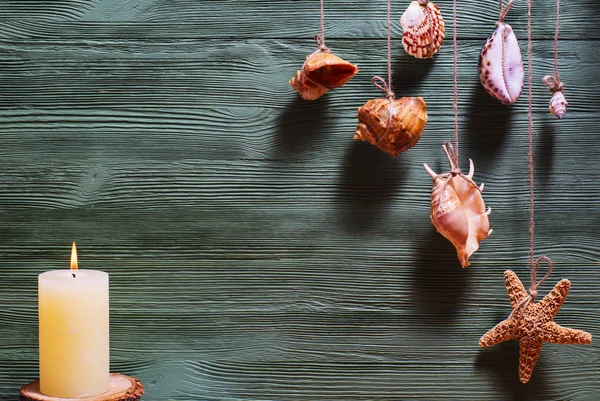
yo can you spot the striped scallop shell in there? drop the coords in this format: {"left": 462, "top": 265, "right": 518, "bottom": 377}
{"left": 289, "top": 51, "right": 358, "bottom": 101}
{"left": 479, "top": 22, "right": 524, "bottom": 105}
{"left": 400, "top": 1, "right": 445, "bottom": 59}
{"left": 549, "top": 90, "right": 568, "bottom": 119}
{"left": 354, "top": 97, "right": 427, "bottom": 157}
{"left": 424, "top": 156, "right": 492, "bottom": 267}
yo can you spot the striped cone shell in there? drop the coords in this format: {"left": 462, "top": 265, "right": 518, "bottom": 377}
{"left": 479, "top": 22, "right": 524, "bottom": 105}
{"left": 354, "top": 97, "right": 427, "bottom": 157}
{"left": 400, "top": 0, "right": 445, "bottom": 59}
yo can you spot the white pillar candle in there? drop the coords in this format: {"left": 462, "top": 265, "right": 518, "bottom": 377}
{"left": 38, "top": 243, "right": 109, "bottom": 398}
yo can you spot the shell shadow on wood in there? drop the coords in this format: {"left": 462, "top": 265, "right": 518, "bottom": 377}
{"left": 289, "top": 49, "right": 359, "bottom": 101}
{"left": 354, "top": 97, "right": 427, "bottom": 157}
{"left": 400, "top": 0, "right": 445, "bottom": 59}
{"left": 423, "top": 143, "right": 492, "bottom": 267}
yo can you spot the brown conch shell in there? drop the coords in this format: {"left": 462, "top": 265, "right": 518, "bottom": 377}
{"left": 479, "top": 21, "right": 524, "bottom": 105}
{"left": 400, "top": 0, "right": 445, "bottom": 59}
{"left": 289, "top": 51, "right": 358, "bottom": 101}
{"left": 423, "top": 144, "right": 492, "bottom": 267}
{"left": 354, "top": 96, "right": 427, "bottom": 157}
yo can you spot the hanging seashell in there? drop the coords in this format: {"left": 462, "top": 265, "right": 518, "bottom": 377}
{"left": 289, "top": 51, "right": 359, "bottom": 101}
{"left": 548, "top": 90, "right": 567, "bottom": 119}
{"left": 354, "top": 96, "right": 427, "bottom": 157}
{"left": 423, "top": 144, "right": 492, "bottom": 267}
{"left": 400, "top": 0, "right": 445, "bottom": 59}
{"left": 543, "top": 76, "right": 568, "bottom": 119}
{"left": 479, "top": 22, "right": 524, "bottom": 105}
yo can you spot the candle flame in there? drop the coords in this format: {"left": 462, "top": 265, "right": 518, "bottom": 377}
{"left": 70, "top": 242, "right": 78, "bottom": 270}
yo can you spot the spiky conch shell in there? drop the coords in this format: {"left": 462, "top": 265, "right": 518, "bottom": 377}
{"left": 400, "top": 0, "right": 445, "bottom": 59}
{"left": 289, "top": 51, "right": 358, "bottom": 101}
{"left": 479, "top": 22, "right": 524, "bottom": 105}
{"left": 354, "top": 97, "right": 427, "bottom": 157}
{"left": 549, "top": 90, "right": 567, "bottom": 119}
{"left": 424, "top": 146, "right": 492, "bottom": 267}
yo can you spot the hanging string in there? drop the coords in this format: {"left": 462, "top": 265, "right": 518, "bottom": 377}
{"left": 371, "top": 0, "right": 395, "bottom": 143}
{"left": 499, "top": 0, "right": 514, "bottom": 23}
{"left": 527, "top": 0, "right": 535, "bottom": 271}
{"left": 508, "top": 0, "right": 555, "bottom": 326}
{"left": 317, "top": 0, "right": 328, "bottom": 51}
{"left": 508, "top": 257, "right": 553, "bottom": 322}
{"left": 543, "top": 0, "right": 563, "bottom": 93}
{"left": 302, "top": 0, "right": 330, "bottom": 73}
{"left": 452, "top": 0, "right": 459, "bottom": 166}
{"left": 306, "top": 0, "right": 329, "bottom": 62}
{"left": 372, "top": 0, "right": 394, "bottom": 100}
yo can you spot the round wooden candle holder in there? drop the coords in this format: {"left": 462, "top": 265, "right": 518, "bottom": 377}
{"left": 20, "top": 374, "right": 144, "bottom": 401}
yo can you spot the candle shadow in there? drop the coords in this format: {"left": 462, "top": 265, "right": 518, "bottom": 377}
{"left": 334, "top": 141, "right": 406, "bottom": 234}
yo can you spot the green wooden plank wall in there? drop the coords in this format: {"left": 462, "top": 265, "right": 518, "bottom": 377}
{"left": 0, "top": 0, "right": 599, "bottom": 400}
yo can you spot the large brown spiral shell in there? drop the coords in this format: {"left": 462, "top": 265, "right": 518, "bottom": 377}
{"left": 289, "top": 51, "right": 359, "bottom": 101}
{"left": 354, "top": 97, "right": 427, "bottom": 157}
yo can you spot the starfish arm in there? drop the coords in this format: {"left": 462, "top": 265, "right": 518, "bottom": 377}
{"left": 504, "top": 270, "right": 528, "bottom": 309}
{"left": 541, "top": 321, "right": 592, "bottom": 344}
{"left": 519, "top": 340, "right": 543, "bottom": 383}
{"left": 538, "top": 279, "right": 570, "bottom": 319}
{"left": 479, "top": 319, "right": 514, "bottom": 347}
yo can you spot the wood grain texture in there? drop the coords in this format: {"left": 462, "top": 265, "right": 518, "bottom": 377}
{"left": 0, "top": 0, "right": 599, "bottom": 400}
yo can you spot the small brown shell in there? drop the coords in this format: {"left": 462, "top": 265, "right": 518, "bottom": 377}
{"left": 289, "top": 51, "right": 359, "bottom": 101}
{"left": 424, "top": 146, "right": 492, "bottom": 267}
{"left": 400, "top": 0, "right": 445, "bottom": 59}
{"left": 479, "top": 22, "right": 524, "bottom": 105}
{"left": 549, "top": 90, "right": 567, "bottom": 119}
{"left": 354, "top": 97, "right": 427, "bottom": 157}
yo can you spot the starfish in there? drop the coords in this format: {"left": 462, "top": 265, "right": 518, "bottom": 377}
{"left": 479, "top": 270, "right": 592, "bottom": 383}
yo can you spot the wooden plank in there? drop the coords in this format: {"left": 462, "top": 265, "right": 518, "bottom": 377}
{"left": 0, "top": 0, "right": 599, "bottom": 40}
{"left": 0, "top": 0, "right": 599, "bottom": 400}
{"left": 0, "top": 39, "right": 597, "bottom": 112}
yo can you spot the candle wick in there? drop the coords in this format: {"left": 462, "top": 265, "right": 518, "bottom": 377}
{"left": 72, "top": 273, "right": 76, "bottom": 278}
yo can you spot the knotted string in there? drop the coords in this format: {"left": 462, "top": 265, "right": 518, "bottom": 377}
{"left": 508, "top": 257, "right": 554, "bottom": 322}
{"left": 498, "top": 0, "right": 514, "bottom": 23}
{"left": 301, "top": 0, "right": 331, "bottom": 86}
{"left": 307, "top": 0, "right": 329, "bottom": 57}
{"left": 543, "top": 75, "right": 563, "bottom": 93}
{"left": 434, "top": 143, "right": 482, "bottom": 212}
{"left": 507, "top": 0, "right": 555, "bottom": 327}
{"left": 371, "top": 0, "right": 395, "bottom": 144}
{"left": 543, "top": 0, "right": 563, "bottom": 94}
{"left": 371, "top": 76, "right": 394, "bottom": 100}
{"left": 319, "top": 0, "right": 326, "bottom": 50}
